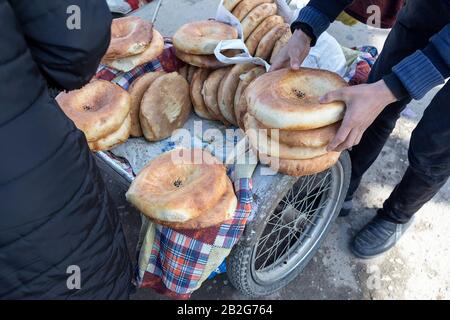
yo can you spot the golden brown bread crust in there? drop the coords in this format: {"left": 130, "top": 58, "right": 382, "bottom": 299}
{"left": 104, "top": 16, "right": 153, "bottom": 60}
{"left": 201, "top": 67, "right": 231, "bottom": 125}
{"left": 175, "top": 49, "right": 227, "bottom": 69}
{"left": 56, "top": 80, "right": 130, "bottom": 142}
{"left": 140, "top": 72, "right": 192, "bottom": 142}
{"left": 246, "top": 68, "right": 348, "bottom": 130}
{"left": 152, "top": 178, "right": 237, "bottom": 229}
{"left": 102, "top": 28, "right": 164, "bottom": 72}
{"left": 187, "top": 65, "right": 198, "bottom": 83}
{"left": 234, "top": 66, "right": 266, "bottom": 129}
{"left": 223, "top": 0, "right": 244, "bottom": 12}
{"left": 126, "top": 149, "right": 229, "bottom": 222}
{"left": 245, "top": 15, "right": 284, "bottom": 56}
{"left": 190, "top": 68, "right": 215, "bottom": 120}
{"left": 179, "top": 65, "right": 189, "bottom": 80}
{"left": 173, "top": 20, "right": 238, "bottom": 55}
{"left": 128, "top": 72, "right": 165, "bottom": 137}
{"left": 241, "top": 3, "right": 277, "bottom": 39}
{"left": 255, "top": 23, "right": 289, "bottom": 60}
{"left": 218, "top": 63, "right": 255, "bottom": 126}
{"left": 245, "top": 114, "right": 328, "bottom": 160}
{"left": 259, "top": 152, "right": 341, "bottom": 177}
{"left": 255, "top": 117, "right": 341, "bottom": 148}
{"left": 270, "top": 28, "right": 291, "bottom": 63}
{"left": 232, "top": 0, "right": 273, "bottom": 21}
{"left": 88, "top": 114, "right": 131, "bottom": 152}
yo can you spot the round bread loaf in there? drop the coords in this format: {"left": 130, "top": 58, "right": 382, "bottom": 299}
{"left": 241, "top": 3, "right": 277, "bottom": 39}
{"left": 104, "top": 16, "right": 153, "bottom": 60}
{"left": 179, "top": 65, "right": 188, "bottom": 80}
{"left": 245, "top": 114, "right": 328, "bottom": 160}
{"left": 218, "top": 63, "right": 255, "bottom": 125}
{"left": 260, "top": 118, "right": 341, "bottom": 148}
{"left": 259, "top": 152, "right": 341, "bottom": 177}
{"left": 232, "top": 0, "right": 273, "bottom": 21}
{"left": 56, "top": 80, "right": 130, "bottom": 142}
{"left": 255, "top": 23, "right": 289, "bottom": 60}
{"left": 245, "top": 15, "right": 284, "bottom": 55}
{"left": 128, "top": 72, "right": 165, "bottom": 137}
{"left": 223, "top": 0, "right": 244, "bottom": 11}
{"left": 246, "top": 68, "right": 348, "bottom": 130}
{"left": 126, "top": 149, "right": 229, "bottom": 223}
{"left": 140, "top": 72, "right": 192, "bottom": 142}
{"left": 190, "top": 68, "right": 215, "bottom": 120}
{"left": 103, "top": 28, "right": 164, "bottom": 72}
{"left": 88, "top": 115, "right": 131, "bottom": 152}
{"left": 234, "top": 66, "right": 266, "bottom": 129}
{"left": 152, "top": 178, "right": 237, "bottom": 229}
{"left": 201, "top": 67, "right": 231, "bottom": 124}
{"left": 270, "top": 28, "right": 291, "bottom": 63}
{"left": 175, "top": 50, "right": 226, "bottom": 69}
{"left": 187, "top": 65, "right": 198, "bottom": 83}
{"left": 173, "top": 20, "right": 238, "bottom": 55}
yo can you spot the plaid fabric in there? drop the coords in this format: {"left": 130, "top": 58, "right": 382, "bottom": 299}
{"left": 96, "top": 40, "right": 375, "bottom": 298}
{"left": 95, "top": 39, "right": 184, "bottom": 89}
{"left": 95, "top": 43, "right": 253, "bottom": 299}
{"left": 137, "top": 178, "right": 253, "bottom": 299}
{"left": 345, "top": 46, "right": 379, "bottom": 85}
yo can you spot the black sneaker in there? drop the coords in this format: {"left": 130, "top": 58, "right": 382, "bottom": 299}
{"left": 351, "top": 213, "right": 414, "bottom": 259}
{"left": 339, "top": 200, "right": 353, "bottom": 217}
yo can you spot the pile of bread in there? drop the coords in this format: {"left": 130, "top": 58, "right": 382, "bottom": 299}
{"left": 126, "top": 149, "right": 237, "bottom": 229}
{"left": 244, "top": 68, "right": 348, "bottom": 176}
{"left": 101, "top": 16, "right": 164, "bottom": 72}
{"left": 223, "top": 0, "right": 291, "bottom": 61}
{"left": 56, "top": 17, "right": 193, "bottom": 151}
{"left": 57, "top": 80, "right": 132, "bottom": 152}
{"left": 171, "top": 0, "right": 293, "bottom": 125}
{"left": 177, "top": 63, "right": 265, "bottom": 126}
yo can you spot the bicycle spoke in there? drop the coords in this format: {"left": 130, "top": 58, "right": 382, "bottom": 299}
{"left": 254, "top": 165, "right": 337, "bottom": 275}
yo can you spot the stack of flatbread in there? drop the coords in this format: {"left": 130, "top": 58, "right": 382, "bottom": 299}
{"left": 244, "top": 68, "right": 349, "bottom": 177}
{"left": 224, "top": 0, "right": 291, "bottom": 62}
{"left": 102, "top": 16, "right": 165, "bottom": 72}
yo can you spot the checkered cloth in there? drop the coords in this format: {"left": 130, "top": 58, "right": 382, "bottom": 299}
{"left": 344, "top": 45, "right": 379, "bottom": 85}
{"left": 96, "top": 41, "right": 377, "bottom": 299}
{"left": 136, "top": 179, "right": 253, "bottom": 299}
{"left": 96, "top": 42, "right": 253, "bottom": 299}
{"left": 95, "top": 39, "right": 184, "bottom": 89}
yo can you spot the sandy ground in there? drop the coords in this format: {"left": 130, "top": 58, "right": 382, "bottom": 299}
{"left": 103, "top": 0, "right": 449, "bottom": 300}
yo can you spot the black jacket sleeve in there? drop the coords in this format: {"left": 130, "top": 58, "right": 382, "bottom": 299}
{"left": 7, "top": 0, "right": 112, "bottom": 90}
{"left": 291, "top": 0, "right": 354, "bottom": 45}
{"left": 307, "top": 0, "right": 354, "bottom": 22}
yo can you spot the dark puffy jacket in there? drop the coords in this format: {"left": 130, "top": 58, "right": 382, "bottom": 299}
{"left": 0, "top": 0, "right": 132, "bottom": 299}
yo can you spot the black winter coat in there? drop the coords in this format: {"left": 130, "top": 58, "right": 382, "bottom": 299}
{"left": 0, "top": 0, "right": 132, "bottom": 299}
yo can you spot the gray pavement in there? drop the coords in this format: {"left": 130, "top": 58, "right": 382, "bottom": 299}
{"left": 104, "top": 0, "right": 450, "bottom": 300}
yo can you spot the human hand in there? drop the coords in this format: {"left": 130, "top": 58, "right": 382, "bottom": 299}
{"left": 270, "top": 29, "right": 311, "bottom": 71}
{"left": 322, "top": 80, "right": 398, "bottom": 152}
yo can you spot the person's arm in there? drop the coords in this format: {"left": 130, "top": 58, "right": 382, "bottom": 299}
{"left": 291, "top": 0, "right": 354, "bottom": 46}
{"left": 322, "top": 23, "right": 450, "bottom": 152}
{"left": 383, "top": 23, "right": 450, "bottom": 101}
{"left": 271, "top": 0, "right": 353, "bottom": 71}
{"left": 7, "top": 0, "right": 112, "bottom": 90}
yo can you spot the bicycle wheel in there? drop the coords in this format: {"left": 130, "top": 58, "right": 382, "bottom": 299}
{"left": 227, "top": 151, "right": 351, "bottom": 296}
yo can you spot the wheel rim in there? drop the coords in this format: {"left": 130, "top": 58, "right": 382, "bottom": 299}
{"left": 250, "top": 161, "right": 345, "bottom": 285}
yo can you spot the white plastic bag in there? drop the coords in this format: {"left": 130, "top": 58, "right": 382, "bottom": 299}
{"left": 214, "top": 1, "right": 271, "bottom": 71}
{"left": 213, "top": 0, "right": 346, "bottom": 76}
{"left": 303, "top": 32, "right": 347, "bottom": 77}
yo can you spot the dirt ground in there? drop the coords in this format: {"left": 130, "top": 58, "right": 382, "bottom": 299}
{"left": 103, "top": 0, "right": 450, "bottom": 300}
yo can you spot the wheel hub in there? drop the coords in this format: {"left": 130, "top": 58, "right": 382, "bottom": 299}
{"left": 280, "top": 205, "right": 307, "bottom": 230}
